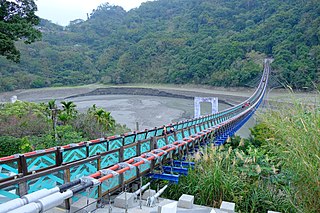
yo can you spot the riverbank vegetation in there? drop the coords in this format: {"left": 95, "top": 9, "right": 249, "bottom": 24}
{"left": 162, "top": 101, "right": 319, "bottom": 213}
{"left": 0, "top": 101, "right": 130, "bottom": 157}
{"left": 1, "top": 0, "right": 319, "bottom": 92}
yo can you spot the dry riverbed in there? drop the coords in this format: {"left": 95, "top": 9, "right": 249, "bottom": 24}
{"left": 0, "top": 84, "right": 317, "bottom": 138}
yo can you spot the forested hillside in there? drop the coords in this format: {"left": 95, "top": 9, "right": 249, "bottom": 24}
{"left": 0, "top": 0, "right": 319, "bottom": 92}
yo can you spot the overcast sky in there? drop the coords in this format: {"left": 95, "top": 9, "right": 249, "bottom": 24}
{"left": 36, "top": 0, "right": 151, "bottom": 26}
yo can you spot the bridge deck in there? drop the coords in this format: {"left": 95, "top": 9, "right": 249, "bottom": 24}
{"left": 0, "top": 60, "right": 271, "bottom": 213}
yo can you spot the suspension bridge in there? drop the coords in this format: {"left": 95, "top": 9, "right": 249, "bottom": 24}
{"left": 0, "top": 59, "right": 271, "bottom": 212}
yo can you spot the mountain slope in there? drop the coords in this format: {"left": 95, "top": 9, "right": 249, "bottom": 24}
{"left": 0, "top": 0, "right": 319, "bottom": 91}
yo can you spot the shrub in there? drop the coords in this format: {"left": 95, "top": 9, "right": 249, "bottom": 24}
{"left": 0, "top": 101, "right": 50, "bottom": 138}
{"left": 0, "top": 136, "right": 32, "bottom": 157}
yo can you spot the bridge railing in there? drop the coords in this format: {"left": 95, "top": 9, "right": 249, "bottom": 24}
{"left": 0, "top": 60, "right": 270, "bottom": 203}
{"left": 0, "top": 111, "right": 255, "bottom": 202}
{"left": 0, "top": 124, "right": 209, "bottom": 202}
{"left": 0, "top": 106, "right": 258, "bottom": 202}
{"left": 0, "top": 113, "right": 232, "bottom": 182}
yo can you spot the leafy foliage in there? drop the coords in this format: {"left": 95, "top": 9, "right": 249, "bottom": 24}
{"left": 0, "top": 0, "right": 41, "bottom": 62}
{"left": 0, "top": 0, "right": 319, "bottom": 91}
{"left": 0, "top": 101, "right": 50, "bottom": 137}
{"left": 0, "top": 136, "right": 32, "bottom": 156}
{"left": 249, "top": 122, "right": 274, "bottom": 147}
{"left": 71, "top": 105, "right": 119, "bottom": 139}
{"left": 0, "top": 101, "right": 130, "bottom": 157}
{"left": 59, "top": 101, "right": 78, "bottom": 124}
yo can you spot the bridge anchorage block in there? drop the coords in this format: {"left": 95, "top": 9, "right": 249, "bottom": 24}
{"left": 147, "top": 173, "right": 180, "bottom": 184}
{"left": 220, "top": 201, "right": 236, "bottom": 213}
{"left": 178, "top": 194, "right": 194, "bottom": 209}
{"left": 114, "top": 192, "right": 136, "bottom": 209}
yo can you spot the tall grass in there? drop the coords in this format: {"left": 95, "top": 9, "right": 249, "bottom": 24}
{"left": 163, "top": 95, "right": 319, "bottom": 212}
{"left": 163, "top": 142, "right": 294, "bottom": 212}
{"left": 261, "top": 99, "right": 320, "bottom": 212}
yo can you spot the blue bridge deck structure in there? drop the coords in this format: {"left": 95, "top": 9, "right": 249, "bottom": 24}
{"left": 0, "top": 60, "right": 271, "bottom": 212}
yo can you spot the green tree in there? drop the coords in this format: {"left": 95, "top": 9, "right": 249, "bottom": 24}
{"left": 0, "top": 101, "right": 50, "bottom": 137}
{"left": 0, "top": 0, "right": 319, "bottom": 91}
{"left": 59, "top": 101, "right": 77, "bottom": 124}
{"left": 88, "top": 104, "right": 116, "bottom": 137}
{"left": 60, "top": 101, "right": 77, "bottom": 116}
{"left": 0, "top": 136, "right": 32, "bottom": 157}
{"left": 0, "top": 0, "right": 41, "bottom": 62}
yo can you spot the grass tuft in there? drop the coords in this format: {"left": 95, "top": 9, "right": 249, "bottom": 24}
{"left": 163, "top": 94, "right": 319, "bottom": 212}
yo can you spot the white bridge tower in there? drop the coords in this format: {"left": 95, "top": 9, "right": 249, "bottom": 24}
{"left": 194, "top": 97, "right": 218, "bottom": 118}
